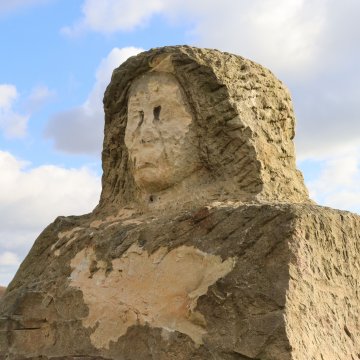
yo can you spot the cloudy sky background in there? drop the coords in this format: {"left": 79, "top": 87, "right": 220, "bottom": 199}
{"left": 0, "top": 0, "right": 359, "bottom": 285}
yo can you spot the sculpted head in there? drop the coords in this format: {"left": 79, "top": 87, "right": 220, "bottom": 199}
{"left": 125, "top": 72, "right": 200, "bottom": 193}
{"left": 100, "top": 47, "right": 309, "bottom": 210}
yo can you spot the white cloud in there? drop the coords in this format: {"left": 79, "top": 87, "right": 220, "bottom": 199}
{"left": 62, "top": 0, "right": 165, "bottom": 35}
{"left": 45, "top": 46, "right": 143, "bottom": 154}
{"left": 294, "top": 72, "right": 360, "bottom": 160}
{"left": 174, "top": 0, "right": 326, "bottom": 75}
{"left": 0, "top": 150, "right": 101, "bottom": 285}
{"left": 62, "top": 0, "right": 326, "bottom": 73}
{"left": 0, "top": 251, "right": 20, "bottom": 266}
{"left": 0, "top": 84, "right": 55, "bottom": 139}
{"left": 0, "top": 84, "right": 29, "bottom": 138}
{"left": 0, "top": 85, "right": 17, "bottom": 108}
{"left": 0, "top": 251, "right": 20, "bottom": 287}
{"left": 306, "top": 148, "right": 360, "bottom": 214}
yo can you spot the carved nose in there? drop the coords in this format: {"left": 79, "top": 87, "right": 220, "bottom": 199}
{"left": 139, "top": 118, "right": 159, "bottom": 144}
{"left": 140, "top": 137, "right": 151, "bottom": 144}
{"left": 139, "top": 127, "right": 157, "bottom": 144}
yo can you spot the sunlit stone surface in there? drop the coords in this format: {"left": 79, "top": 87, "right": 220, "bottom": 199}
{"left": 0, "top": 46, "right": 358, "bottom": 360}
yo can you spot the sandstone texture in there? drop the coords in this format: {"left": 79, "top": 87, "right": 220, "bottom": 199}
{"left": 100, "top": 46, "right": 309, "bottom": 210}
{"left": 0, "top": 288, "right": 5, "bottom": 299}
{"left": 0, "top": 46, "right": 359, "bottom": 360}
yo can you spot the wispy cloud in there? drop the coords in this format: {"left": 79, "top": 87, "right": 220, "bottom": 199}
{"left": 0, "top": 84, "right": 55, "bottom": 138}
{"left": 0, "top": 84, "right": 29, "bottom": 138}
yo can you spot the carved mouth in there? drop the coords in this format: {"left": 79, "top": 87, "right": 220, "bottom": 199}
{"left": 136, "top": 162, "right": 157, "bottom": 170}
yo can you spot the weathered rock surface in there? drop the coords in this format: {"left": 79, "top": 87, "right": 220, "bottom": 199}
{"left": 100, "top": 46, "right": 309, "bottom": 210}
{"left": 0, "top": 287, "right": 5, "bottom": 298}
{"left": 0, "top": 46, "right": 359, "bottom": 359}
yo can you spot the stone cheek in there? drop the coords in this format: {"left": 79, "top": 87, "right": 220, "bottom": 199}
{"left": 70, "top": 244, "right": 235, "bottom": 349}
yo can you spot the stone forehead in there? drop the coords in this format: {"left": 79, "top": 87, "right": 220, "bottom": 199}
{"left": 126, "top": 72, "right": 193, "bottom": 139}
{"left": 127, "top": 72, "right": 191, "bottom": 115}
{"left": 99, "top": 46, "right": 309, "bottom": 208}
{"left": 129, "top": 71, "right": 180, "bottom": 94}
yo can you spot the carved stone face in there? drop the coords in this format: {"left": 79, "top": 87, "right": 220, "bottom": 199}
{"left": 125, "top": 72, "right": 199, "bottom": 193}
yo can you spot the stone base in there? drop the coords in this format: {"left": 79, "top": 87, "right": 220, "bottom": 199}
{"left": 0, "top": 203, "right": 359, "bottom": 359}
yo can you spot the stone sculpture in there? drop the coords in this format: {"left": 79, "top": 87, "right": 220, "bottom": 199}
{"left": 0, "top": 46, "right": 359, "bottom": 360}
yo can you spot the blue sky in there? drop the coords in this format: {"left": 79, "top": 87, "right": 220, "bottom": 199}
{"left": 0, "top": 0, "right": 359, "bottom": 285}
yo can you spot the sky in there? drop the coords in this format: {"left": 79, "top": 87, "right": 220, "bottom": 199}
{"left": 0, "top": 0, "right": 359, "bottom": 285}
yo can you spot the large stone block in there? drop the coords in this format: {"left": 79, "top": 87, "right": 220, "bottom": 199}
{"left": 0, "top": 46, "right": 358, "bottom": 359}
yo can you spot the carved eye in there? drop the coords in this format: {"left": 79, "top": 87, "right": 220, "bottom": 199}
{"left": 138, "top": 111, "right": 144, "bottom": 127}
{"left": 153, "top": 106, "right": 161, "bottom": 121}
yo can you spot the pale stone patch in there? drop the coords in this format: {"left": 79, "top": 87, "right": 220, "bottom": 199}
{"left": 121, "top": 218, "right": 144, "bottom": 226}
{"left": 90, "top": 209, "right": 140, "bottom": 229}
{"left": 70, "top": 244, "right": 235, "bottom": 349}
{"left": 58, "top": 227, "right": 83, "bottom": 240}
{"left": 51, "top": 227, "right": 83, "bottom": 252}
{"left": 207, "top": 200, "right": 244, "bottom": 209}
{"left": 65, "top": 235, "right": 79, "bottom": 248}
